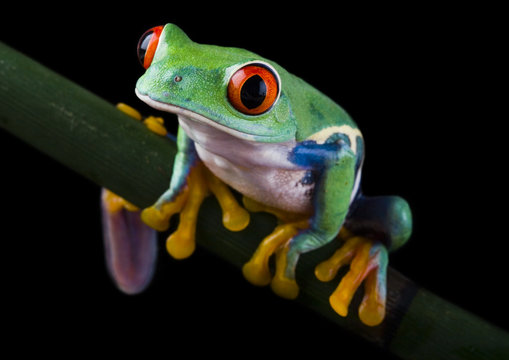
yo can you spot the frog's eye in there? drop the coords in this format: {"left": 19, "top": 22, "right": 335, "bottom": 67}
{"left": 227, "top": 64, "right": 279, "bottom": 115}
{"left": 137, "top": 26, "right": 164, "bottom": 69}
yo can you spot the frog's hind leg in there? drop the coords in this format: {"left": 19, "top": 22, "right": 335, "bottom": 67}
{"left": 315, "top": 195, "right": 412, "bottom": 326}
{"left": 315, "top": 234, "right": 388, "bottom": 326}
{"left": 101, "top": 189, "right": 158, "bottom": 294}
{"left": 243, "top": 140, "right": 357, "bottom": 300}
{"left": 100, "top": 103, "right": 165, "bottom": 294}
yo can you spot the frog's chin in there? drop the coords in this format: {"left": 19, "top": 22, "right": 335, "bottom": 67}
{"left": 136, "top": 89, "right": 266, "bottom": 142}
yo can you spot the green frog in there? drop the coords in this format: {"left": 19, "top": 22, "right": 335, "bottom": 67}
{"left": 102, "top": 23, "right": 412, "bottom": 327}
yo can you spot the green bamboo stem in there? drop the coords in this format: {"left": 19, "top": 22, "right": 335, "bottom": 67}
{"left": 1, "top": 41, "right": 508, "bottom": 360}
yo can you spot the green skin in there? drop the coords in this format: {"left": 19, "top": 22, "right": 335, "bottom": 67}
{"left": 135, "top": 24, "right": 412, "bottom": 296}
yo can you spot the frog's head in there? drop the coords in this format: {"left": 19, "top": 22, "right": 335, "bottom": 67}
{"left": 135, "top": 23, "right": 297, "bottom": 143}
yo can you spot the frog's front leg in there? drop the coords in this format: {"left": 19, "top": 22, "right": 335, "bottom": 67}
{"left": 141, "top": 126, "right": 250, "bottom": 259}
{"left": 243, "top": 140, "right": 357, "bottom": 299}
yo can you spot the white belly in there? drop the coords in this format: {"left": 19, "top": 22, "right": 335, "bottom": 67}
{"left": 179, "top": 116, "right": 314, "bottom": 214}
{"left": 195, "top": 144, "right": 314, "bottom": 214}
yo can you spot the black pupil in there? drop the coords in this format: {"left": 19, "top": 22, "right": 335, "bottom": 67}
{"left": 138, "top": 32, "right": 154, "bottom": 64}
{"left": 241, "top": 75, "right": 267, "bottom": 109}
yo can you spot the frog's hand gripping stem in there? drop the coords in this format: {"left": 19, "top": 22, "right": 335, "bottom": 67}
{"left": 141, "top": 125, "right": 250, "bottom": 260}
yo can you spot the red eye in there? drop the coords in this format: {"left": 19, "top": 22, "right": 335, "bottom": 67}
{"left": 227, "top": 64, "right": 279, "bottom": 115}
{"left": 137, "top": 26, "right": 164, "bottom": 69}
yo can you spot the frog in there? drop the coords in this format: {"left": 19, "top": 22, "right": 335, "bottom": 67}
{"left": 101, "top": 23, "right": 412, "bottom": 327}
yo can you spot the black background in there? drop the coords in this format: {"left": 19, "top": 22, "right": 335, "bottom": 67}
{"left": 1, "top": 4, "right": 506, "bottom": 358}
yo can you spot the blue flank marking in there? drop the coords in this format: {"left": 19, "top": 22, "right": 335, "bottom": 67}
{"left": 288, "top": 140, "right": 343, "bottom": 168}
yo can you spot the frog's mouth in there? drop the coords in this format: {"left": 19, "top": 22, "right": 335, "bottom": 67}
{"left": 136, "top": 89, "right": 272, "bottom": 142}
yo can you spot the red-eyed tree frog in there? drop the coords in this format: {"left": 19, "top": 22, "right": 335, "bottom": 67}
{"left": 101, "top": 23, "right": 412, "bottom": 327}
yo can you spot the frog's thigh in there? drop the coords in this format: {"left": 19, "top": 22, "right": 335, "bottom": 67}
{"left": 345, "top": 195, "right": 412, "bottom": 251}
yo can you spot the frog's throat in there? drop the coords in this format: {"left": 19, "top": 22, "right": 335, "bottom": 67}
{"left": 136, "top": 89, "right": 272, "bottom": 142}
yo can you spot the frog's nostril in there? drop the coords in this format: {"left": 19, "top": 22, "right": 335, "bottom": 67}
{"left": 174, "top": 75, "right": 183, "bottom": 82}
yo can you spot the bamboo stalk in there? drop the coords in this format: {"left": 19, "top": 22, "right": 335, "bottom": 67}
{"left": 1, "top": 41, "right": 508, "bottom": 360}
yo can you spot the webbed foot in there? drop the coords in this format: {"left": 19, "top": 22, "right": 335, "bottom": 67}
{"left": 241, "top": 197, "right": 309, "bottom": 299}
{"left": 117, "top": 102, "right": 167, "bottom": 136}
{"left": 204, "top": 169, "right": 250, "bottom": 232}
{"left": 315, "top": 232, "right": 388, "bottom": 326}
{"left": 105, "top": 101, "right": 169, "bottom": 215}
{"left": 102, "top": 188, "right": 139, "bottom": 213}
{"left": 142, "top": 163, "right": 207, "bottom": 259}
{"left": 104, "top": 102, "right": 169, "bottom": 224}
{"left": 142, "top": 163, "right": 250, "bottom": 259}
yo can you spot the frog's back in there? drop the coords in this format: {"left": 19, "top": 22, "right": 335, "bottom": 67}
{"left": 280, "top": 73, "right": 359, "bottom": 140}
{"left": 280, "top": 73, "right": 364, "bottom": 180}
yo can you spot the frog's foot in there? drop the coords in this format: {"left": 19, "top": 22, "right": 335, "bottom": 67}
{"left": 142, "top": 164, "right": 206, "bottom": 259}
{"left": 117, "top": 102, "right": 167, "bottom": 136}
{"left": 315, "top": 236, "right": 388, "bottom": 326}
{"left": 102, "top": 188, "right": 140, "bottom": 214}
{"left": 103, "top": 103, "right": 168, "bottom": 212}
{"left": 242, "top": 197, "right": 309, "bottom": 299}
{"left": 204, "top": 169, "right": 250, "bottom": 232}
{"left": 142, "top": 164, "right": 250, "bottom": 259}
{"left": 104, "top": 102, "right": 169, "bottom": 219}
{"left": 118, "top": 99, "right": 194, "bottom": 256}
